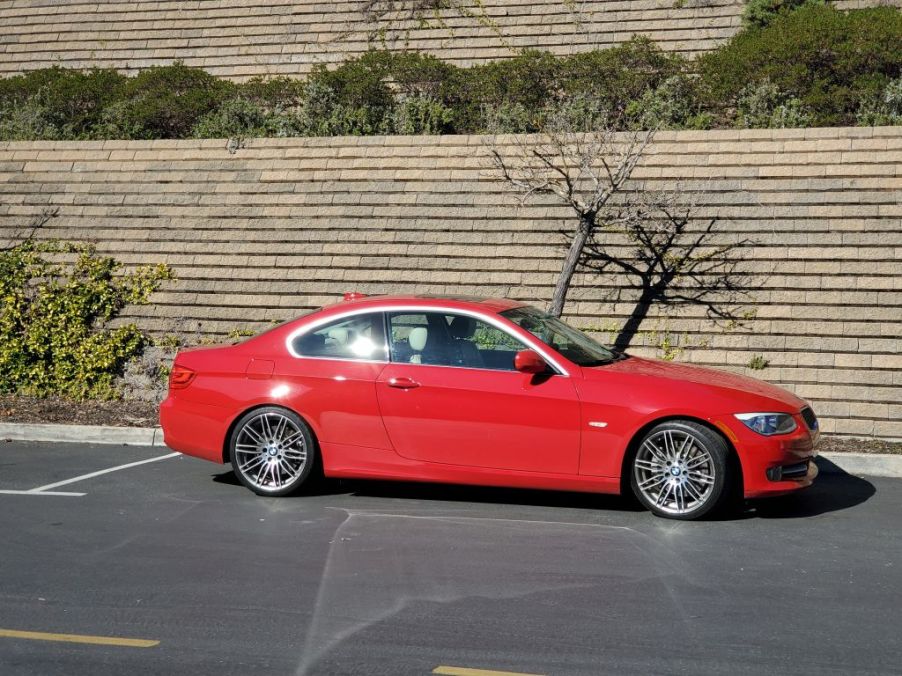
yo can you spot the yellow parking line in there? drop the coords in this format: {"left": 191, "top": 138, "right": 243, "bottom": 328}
{"left": 0, "top": 628, "right": 159, "bottom": 648}
{"left": 433, "top": 667, "right": 545, "bottom": 676}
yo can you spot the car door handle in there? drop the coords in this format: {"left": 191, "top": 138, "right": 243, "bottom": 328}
{"left": 387, "top": 377, "right": 420, "bottom": 389}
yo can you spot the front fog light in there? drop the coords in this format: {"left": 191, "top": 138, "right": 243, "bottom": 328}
{"left": 734, "top": 412, "right": 797, "bottom": 436}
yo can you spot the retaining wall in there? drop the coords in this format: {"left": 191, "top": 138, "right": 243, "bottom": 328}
{"left": 0, "top": 127, "right": 900, "bottom": 438}
{"left": 0, "top": 0, "right": 895, "bottom": 80}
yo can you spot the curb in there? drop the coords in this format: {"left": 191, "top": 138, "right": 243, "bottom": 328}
{"left": 815, "top": 453, "right": 902, "bottom": 479}
{"left": 1, "top": 422, "right": 901, "bottom": 479}
{"left": 0, "top": 422, "right": 166, "bottom": 447}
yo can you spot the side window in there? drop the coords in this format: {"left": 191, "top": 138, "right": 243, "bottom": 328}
{"left": 293, "top": 313, "right": 387, "bottom": 361}
{"left": 388, "top": 312, "right": 526, "bottom": 371}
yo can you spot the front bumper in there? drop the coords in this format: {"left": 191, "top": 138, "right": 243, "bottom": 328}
{"left": 722, "top": 413, "right": 820, "bottom": 498}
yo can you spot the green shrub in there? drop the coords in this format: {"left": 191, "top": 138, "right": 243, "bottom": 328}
{"left": 288, "top": 51, "right": 458, "bottom": 135}
{"left": 294, "top": 56, "right": 395, "bottom": 135}
{"left": 295, "top": 77, "right": 392, "bottom": 136}
{"left": 480, "top": 100, "right": 540, "bottom": 134}
{"left": 384, "top": 51, "right": 457, "bottom": 99}
{"left": 96, "top": 62, "right": 232, "bottom": 139}
{"left": 626, "top": 74, "right": 713, "bottom": 130}
{"left": 191, "top": 97, "right": 271, "bottom": 138}
{"left": 0, "top": 99, "right": 62, "bottom": 140}
{"left": 483, "top": 95, "right": 612, "bottom": 134}
{"left": 192, "top": 97, "right": 297, "bottom": 138}
{"left": 857, "top": 76, "right": 902, "bottom": 126}
{"left": 558, "top": 37, "right": 684, "bottom": 121}
{"left": 237, "top": 76, "right": 306, "bottom": 110}
{"left": 699, "top": 5, "right": 902, "bottom": 127}
{"left": 447, "top": 38, "right": 681, "bottom": 132}
{"left": 741, "top": 0, "right": 825, "bottom": 29}
{"left": 91, "top": 101, "right": 143, "bottom": 140}
{"left": 390, "top": 94, "right": 454, "bottom": 134}
{"left": 0, "top": 240, "right": 172, "bottom": 399}
{"left": 550, "top": 94, "right": 613, "bottom": 132}
{"left": 735, "top": 78, "right": 812, "bottom": 128}
{"left": 0, "top": 67, "right": 126, "bottom": 140}
{"left": 192, "top": 77, "right": 308, "bottom": 138}
{"left": 451, "top": 50, "right": 559, "bottom": 132}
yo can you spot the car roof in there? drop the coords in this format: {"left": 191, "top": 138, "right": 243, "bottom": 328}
{"left": 321, "top": 294, "right": 529, "bottom": 314}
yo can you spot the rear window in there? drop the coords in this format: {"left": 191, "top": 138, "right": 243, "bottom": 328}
{"left": 292, "top": 312, "right": 387, "bottom": 361}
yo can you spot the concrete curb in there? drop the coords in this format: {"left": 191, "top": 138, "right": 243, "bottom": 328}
{"left": 815, "top": 453, "right": 902, "bottom": 479}
{"left": 0, "top": 422, "right": 166, "bottom": 447}
{"left": 1, "top": 422, "right": 901, "bottom": 478}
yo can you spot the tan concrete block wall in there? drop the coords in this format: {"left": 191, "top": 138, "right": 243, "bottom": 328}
{"left": 0, "top": 127, "right": 900, "bottom": 439}
{"left": 0, "top": 0, "right": 895, "bottom": 80}
{"left": 0, "top": 0, "right": 729, "bottom": 79}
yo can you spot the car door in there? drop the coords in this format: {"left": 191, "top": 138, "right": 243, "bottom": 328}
{"left": 375, "top": 310, "right": 581, "bottom": 475}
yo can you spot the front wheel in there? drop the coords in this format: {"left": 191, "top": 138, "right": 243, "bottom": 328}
{"left": 229, "top": 407, "right": 316, "bottom": 496}
{"left": 630, "top": 420, "right": 731, "bottom": 520}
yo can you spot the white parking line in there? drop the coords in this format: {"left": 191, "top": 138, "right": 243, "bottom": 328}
{"left": 0, "top": 490, "right": 86, "bottom": 497}
{"left": 25, "top": 452, "right": 181, "bottom": 494}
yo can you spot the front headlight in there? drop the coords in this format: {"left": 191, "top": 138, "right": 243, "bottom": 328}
{"left": 734, "top": 412, "right": 797, "bottom": 436}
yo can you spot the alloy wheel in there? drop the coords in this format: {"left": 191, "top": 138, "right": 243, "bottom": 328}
{"left": 633, "top": 428, "right": 717, "bottom": 516}
{"left": 233, "top": 411, "right": 308, "bottom": 493}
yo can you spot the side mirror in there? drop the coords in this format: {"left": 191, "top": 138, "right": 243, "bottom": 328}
{"left": 514, "top": 349, "right": 548, "bottom": 374}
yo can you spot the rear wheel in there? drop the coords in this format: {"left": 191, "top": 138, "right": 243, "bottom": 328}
{"left": 229, "top": 407, "right": 315, "bottom": 496}
{"left": 630, "top": 420, "right": 731, "bottom": 520}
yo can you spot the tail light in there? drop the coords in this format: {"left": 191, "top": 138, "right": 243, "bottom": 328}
{"left": 169, "top": 365, "right": 196, "bottom": 390}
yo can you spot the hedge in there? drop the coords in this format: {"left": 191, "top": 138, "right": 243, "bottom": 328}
{"left": 0, "top": 5, "right": 898, "bottom": 140}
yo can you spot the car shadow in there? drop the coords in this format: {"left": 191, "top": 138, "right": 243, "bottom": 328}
{"left": 212, "top": 470, "right": 242, "bottom": 487}
{"left": 732, "top": 457, "right": 876, "bottom": 520}
{"left": 342, "top": 479, "right": 642, "bottom": 513}
{"left": 212, "top": 469, "right": 639, "bottom": 511}
{"left": 211, "top": 456, "right": 875, "bottom": 519}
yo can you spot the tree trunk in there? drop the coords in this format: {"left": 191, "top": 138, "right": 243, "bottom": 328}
{"left": 613, "top": 285, "right": 655, "bottom": 352}
{"left": 548, "top": 216, "right": 592, "bottom": 317}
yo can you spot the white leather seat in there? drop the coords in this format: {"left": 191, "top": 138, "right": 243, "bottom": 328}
{"left": 408, "top": 327, "right": 427, "bottom": 364}
{"left": 327, "top": 327, "right": 351, "bottom": 346}
{"left": 326, "top": 327, "right": 361, "bottom": 357}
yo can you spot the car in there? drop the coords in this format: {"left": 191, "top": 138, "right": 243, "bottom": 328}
{"left": 160, "top": 293, "right": 820, "bottom": 520}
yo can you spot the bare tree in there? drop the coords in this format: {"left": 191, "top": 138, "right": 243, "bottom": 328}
{"left": 488, "top": 113, "right": 653, "bottom": 316}
{"left": 489, "top": 112, "right": 755, "bottom": 348}
{"left": 582, "top": 185, "right": 754, "bottom": 350}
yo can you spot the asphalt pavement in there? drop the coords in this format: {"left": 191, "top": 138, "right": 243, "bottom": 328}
{"left": 0, "top": 441, "right": 900, "bottom": 676}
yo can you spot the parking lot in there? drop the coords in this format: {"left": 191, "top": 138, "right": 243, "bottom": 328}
{"left": 1, "top": 440, "right": 900, "bottom": 676}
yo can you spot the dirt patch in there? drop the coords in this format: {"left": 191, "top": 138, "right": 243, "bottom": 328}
{"left": 817, "top": 435, "right": 902, "bottom": 455}
{"left": 0, "top": 395, "right": 158, "bottom": 428}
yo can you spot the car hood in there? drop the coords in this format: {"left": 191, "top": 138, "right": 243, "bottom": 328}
{"left": 586, "top": 356, "right": 807, "bottom": 411}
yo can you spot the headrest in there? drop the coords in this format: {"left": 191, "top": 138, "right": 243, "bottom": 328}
{"left": 327, "top": 327, "right": 351, "bottom": 345}
{"left": 408, "top": 327, "right": 428, "bottom": 352}
{"left": 448, "top": 315, "right": 476, "bottom": 339}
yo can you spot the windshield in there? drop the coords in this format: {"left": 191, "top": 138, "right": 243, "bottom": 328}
{"left": 501, "top": 306, "right": 618, "bottom": 367}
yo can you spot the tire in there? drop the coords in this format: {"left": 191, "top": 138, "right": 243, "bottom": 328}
{"left": 630, "top": 420, "right": 731, "bottom": 520}
{"left": 229, "top": 406, "right": 316, "bottom": 497}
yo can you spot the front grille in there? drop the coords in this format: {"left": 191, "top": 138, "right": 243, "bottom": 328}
{"left": 800, "top": 406, "right": 818, "bottom": 431}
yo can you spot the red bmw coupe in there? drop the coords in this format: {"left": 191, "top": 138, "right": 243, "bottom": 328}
{"left": 160, "top": 294, "right": 820, "bottom": 519}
